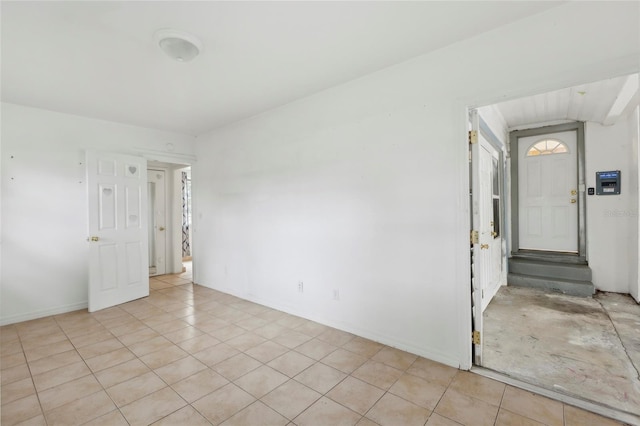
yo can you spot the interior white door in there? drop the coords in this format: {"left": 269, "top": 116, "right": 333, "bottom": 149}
{"left": 480, "top": 135, "right": 503, "bottom": 311}
{"left": 471, "top": 110, "right": 506, "bottom": 365}
{"left": 518, "top": 131, "right": 578, "bottom": 252}
{"left": 471, "top": 132, "right": 486, "bottom": 363}
{"left": 471, "top": 120, "right": 503, "bottom": 364}
{"left": 87, "top": 151, "right": 149, "bottom": 312}
{"left": 148, "top": 169, "right": 166, "bottom": 276}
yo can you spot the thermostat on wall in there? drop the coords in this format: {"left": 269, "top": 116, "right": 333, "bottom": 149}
{"left": 595, "top": 170, "right": 621, "bottom": 195}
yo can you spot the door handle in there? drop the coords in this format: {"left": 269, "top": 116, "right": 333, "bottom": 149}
{"left": 159, "top": 227, "right": 165, "bottom": 231}
{"left": 570, "top": 199, "right": 577, "bottom": 204}
{"left": 87, "top": 236, "right": 99, "bottom": 242}
{"left": 480, "top": 244, "right": 489, "bottom": 250}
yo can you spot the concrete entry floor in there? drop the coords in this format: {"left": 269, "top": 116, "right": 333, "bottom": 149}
{"left": 483, "top": 286, "right": 640, "bottom": 417}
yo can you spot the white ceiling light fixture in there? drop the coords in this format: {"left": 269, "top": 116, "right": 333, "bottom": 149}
{"left": 154, "top": 29, "right": 202, "bottom": 62}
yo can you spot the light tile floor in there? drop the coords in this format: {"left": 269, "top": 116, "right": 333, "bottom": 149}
{"left": 0, "top": 265, "right": 627, "bottom": 426}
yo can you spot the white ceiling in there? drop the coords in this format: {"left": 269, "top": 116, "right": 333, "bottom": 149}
{"left": 493, "top": 74, "right": 640, "bottom": 130}
{"left": 1, "top": 1, "right": 565, "bottom": 136}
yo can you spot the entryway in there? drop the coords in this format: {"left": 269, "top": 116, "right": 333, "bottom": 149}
{"left": 470, "top": 72, "right": 640, "bottom": 422}
{"left": 147, "top": 162, "right": 193, "bottom": 281}
{"left": 87, "top": 151, "right": 194, "bottom": 314}
{"left": 508, "top": 122, "right": 594, "bottom": 297}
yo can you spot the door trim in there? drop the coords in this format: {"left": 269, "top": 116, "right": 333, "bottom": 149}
{"left": 510, "top": 122, "right": 586, "bottom": 261}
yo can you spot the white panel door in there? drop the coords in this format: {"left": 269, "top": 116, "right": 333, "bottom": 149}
{"left": 518, "top": 131, "right": 578, "bottom": 252}
{"left": 475, "top": 136, "right": 502, "bottom": 312}
{"left": 87, "top": 151, "right": 149, "bottom": 312}
{"left": 481, "top": 136, "right": 503, "bottom": 311}
{"left": 148, "top": 169, "right": 166, "bottom": 276}
{"left": 471, "top": 119, "right": 504, "bottom": 364}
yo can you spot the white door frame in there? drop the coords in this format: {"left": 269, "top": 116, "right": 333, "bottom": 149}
{"left": 510, "top": 122, "right": 587, "bottom": 261}
{"left": 136, "top": 149, "right": 196, "bottom": 281}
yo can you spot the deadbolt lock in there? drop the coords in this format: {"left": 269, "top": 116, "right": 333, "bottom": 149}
{"left": 571, "top": 189, "right": 577, "bottom": 195}
{"left": 480, "top": 244, "right": 489, "bottom": 250}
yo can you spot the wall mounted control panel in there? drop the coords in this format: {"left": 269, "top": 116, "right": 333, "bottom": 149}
{"left": 595, "top": 170, "right": 621, "bottom": 195}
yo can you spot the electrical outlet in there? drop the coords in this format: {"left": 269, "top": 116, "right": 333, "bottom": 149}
{"left": 333, "top": 289, "right": 340, "bottom": 300}
{"left": 298, "top": 281, "right": 304, "bottom": 293}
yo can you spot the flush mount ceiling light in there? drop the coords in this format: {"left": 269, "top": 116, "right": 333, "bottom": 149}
{"left": 154, "top": 29, "right": 202, "bottom": 62}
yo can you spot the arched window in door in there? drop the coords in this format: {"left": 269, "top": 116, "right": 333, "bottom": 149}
{"left": 526, "top": 139, "right": 569, "bottom": 156}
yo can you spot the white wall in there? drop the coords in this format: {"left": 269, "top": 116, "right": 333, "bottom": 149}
{"left": 586, "top": 116, "right": 640, "bottom": 294}
{"left": 0, "top": 103, "right": 195, "bottom": 325}
{"left": 194, "top": 2, "right": 640, "bottom": 368}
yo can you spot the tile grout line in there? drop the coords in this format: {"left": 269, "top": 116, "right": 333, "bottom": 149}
{"left": 56, "top": 311, "right": 128, "bottom": 426}
{"left": 100, "top": 282, "right": 195, "bottom": 425}
{"left": 7, "top": 311, "right": 481, "bottom": 426}
{"left": 492, "top": 385, "right": 507, "bottom": 426}
{"left": 13, "top": 328, "right": 46, "bottom": 425}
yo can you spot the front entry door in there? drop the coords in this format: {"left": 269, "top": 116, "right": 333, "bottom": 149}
{"left": 518, "top": 130, "right": 578, "bottom": 252}
{"left": 87, "top": 151, "right": 149, "bottom": 312}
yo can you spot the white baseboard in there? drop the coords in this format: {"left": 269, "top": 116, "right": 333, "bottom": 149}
{"left": 0, "top": 302, "right": 88, "bottom": 326}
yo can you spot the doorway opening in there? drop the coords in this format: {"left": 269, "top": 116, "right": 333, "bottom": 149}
{"left": 147, "top": 161, "right": 193, "bottom": 282}
{"left": 469, "top": 73, "right": 640, "bottom": 417}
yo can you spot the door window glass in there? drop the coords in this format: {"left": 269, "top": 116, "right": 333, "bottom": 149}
{"left": 526, "top": 139, "right": 569, "bottom": 156}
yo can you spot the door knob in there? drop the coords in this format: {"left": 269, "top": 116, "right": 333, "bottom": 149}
{"left": 491, "top": 231, "right": 498, "bottom": 237}
{"left": 570, "top": 199, "right": 577, "bottom": 204}
{"left": 159, "top": 227, "right": 165, "bottom": 231}
{"left": 480, "top": 244, "right": 489, "bottom": 250}
{"left": 87, "top": 236, "right": 99, "bottom": 242}
{"left": 570, "top": 189, "right": 577, "bottom": 195}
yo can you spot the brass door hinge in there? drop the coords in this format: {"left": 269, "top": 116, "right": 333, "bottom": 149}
{"left": 468, "top": 130, "right": 478, "bottom": 144}
{"left": 472, "top": 330, "right": 481, "bottom": 345}
{"left": 470, "top": 230, "right": 479, "bottom": 244}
